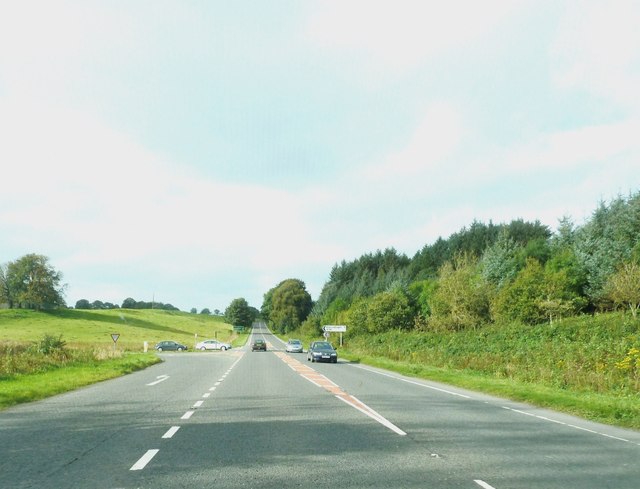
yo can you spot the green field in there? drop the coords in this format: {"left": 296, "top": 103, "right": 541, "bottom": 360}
{"left": 0, "top": 308, "right": 240, "bottom": 351}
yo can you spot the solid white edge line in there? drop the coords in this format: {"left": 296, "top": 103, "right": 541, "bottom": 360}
{"left": 600, "top": 433, "right": 630, "bottom": 442}
{"left": 506, "top": 408, "right": 634, "bottom": 444}
{"left": 162, "top": 426, "right": 180, "bottom": 439}
{"left": 351, "top": 364, "right": 470, "bottom": 398}
{"left": 566, "top": 424, "right": 599, "bottom": 434}
{"left": 130, "top": 449, "right": 159, "bottom": 471}
{"left": 474, "top": 480, "right": 497, "bottom": 489}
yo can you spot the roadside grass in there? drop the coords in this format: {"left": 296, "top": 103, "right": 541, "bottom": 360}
{"left": 231, "top": 329, "right": 251, "bottom": 348}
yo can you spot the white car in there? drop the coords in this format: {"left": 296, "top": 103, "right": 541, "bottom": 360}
{"left": 285, "top": 339, "right": 303, "bottom": 353}
{"left": 196, "top": 339, "right": 232, "bottom": 351}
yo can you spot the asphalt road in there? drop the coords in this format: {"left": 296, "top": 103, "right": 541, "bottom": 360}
{"left": 1, "top": 322, "right": 639, "bottom": 488}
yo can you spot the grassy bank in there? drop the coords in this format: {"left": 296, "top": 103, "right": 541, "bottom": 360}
{"left": 337, "top": 312, "right": 639, "bottom": 429}
{"left": 0, "top": 308, "right": 238, "bottom": 410}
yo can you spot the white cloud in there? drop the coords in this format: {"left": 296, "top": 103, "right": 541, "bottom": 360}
{"left": 551, "top": 0, "right": 640, "bottom": 110}
{"left": 365, "top": 102, "right": 463, "bottom": 181}
{"left": 306, "top": 0, "right": 525, "bottom": 70}
{"left": 0, "top": 2, "right": 136, "bottom": 98}
{"left": 498, "top": 119, "right": 640, "bottom": 174}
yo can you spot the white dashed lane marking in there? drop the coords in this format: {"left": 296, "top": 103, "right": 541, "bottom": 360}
{"left": 130, "top": 353, "right": 246, "bottom": 472}
{"left": 162, "top": 426, "right": 180, "bottom": 439}
{"left": 130, "top": 449, "right": 159, "bottom": 471}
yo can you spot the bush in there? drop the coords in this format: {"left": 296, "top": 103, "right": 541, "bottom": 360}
{"left": 33, "top": 334, "right": 66, "bottom": 355}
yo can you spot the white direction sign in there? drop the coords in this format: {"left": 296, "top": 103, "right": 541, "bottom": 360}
{"left": 323, "top": 325, "right": 346, "bottom": 332}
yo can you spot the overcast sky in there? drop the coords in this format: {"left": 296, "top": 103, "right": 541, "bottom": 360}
{"left": 1, "top": 1, "right": 639, "bottom": 312}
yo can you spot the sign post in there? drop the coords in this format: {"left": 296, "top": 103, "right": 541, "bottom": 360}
{"left": 323, "top": 325, "right": 347, "bottom": 347}
{"left": 111, "top": 333, "right": 120, "bottom": 352}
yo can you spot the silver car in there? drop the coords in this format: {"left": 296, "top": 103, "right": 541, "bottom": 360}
{"left": 196, "top": 339, "right": 232, "bottom": 351}
{"left": 285, "top": 338, "right": 303, "bottom": 353}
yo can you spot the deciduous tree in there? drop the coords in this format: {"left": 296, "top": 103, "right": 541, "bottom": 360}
{"left": 225, "top": 297, "right": 254, "bottom": 328}
{"left": 430, "top": 253, "right": 490, "bottom": 330}
{"left": 4, "top": 254, "right": 65, "bottom": 309}
{"left": 269, "top": 279, "right": 312, "bottom": 333}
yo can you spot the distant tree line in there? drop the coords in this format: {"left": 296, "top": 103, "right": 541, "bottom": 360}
{"left": 74, "top": 299, "right": 120, "bottom": 310}
{"left": 75, "top": 297, "right": 179, "bottom": 311}
{"left": 277, "top": 191, "right": 640, "bottom": 338}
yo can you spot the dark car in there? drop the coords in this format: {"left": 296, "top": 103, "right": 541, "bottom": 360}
{"left": 155, "top": 340, "right": 188, "bottom": 352}
{"left": 307, "top": 341, "right": 337, "bottom": 363}
{"left": 251, "top": 338, "right": 267, "bottom": 351}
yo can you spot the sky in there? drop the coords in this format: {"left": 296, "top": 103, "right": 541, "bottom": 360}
{"left": 1, "top": 0, "right": 639, "bottom": 313}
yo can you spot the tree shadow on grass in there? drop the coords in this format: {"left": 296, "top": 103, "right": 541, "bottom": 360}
{"left": 42, "top": 309, "right": 190, "bottom": 337}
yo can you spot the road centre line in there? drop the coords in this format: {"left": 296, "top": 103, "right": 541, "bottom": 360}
{"left": 275, "top": 352, "right": 406, "bottom": 436}
{"left": 474, "top": 480, "right": 497, "bottom": 489}
{"left": 130, "top": 449, "right": 159, "bottom": 471}
{"left": 131, "top": 354, "right": 246, "bottom": 472}
{"left": 335, "top": 394, "right": 407, "bottom": 436}
{"left": 162, "top": 426, "right": 180, "bottom": 439}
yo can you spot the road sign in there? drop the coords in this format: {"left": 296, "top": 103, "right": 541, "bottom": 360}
{"left": 323, "top": 325, "right": 346, "bottom": 332}
{"left": 111, "top": 333, "right": 120, "bottom": 352}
